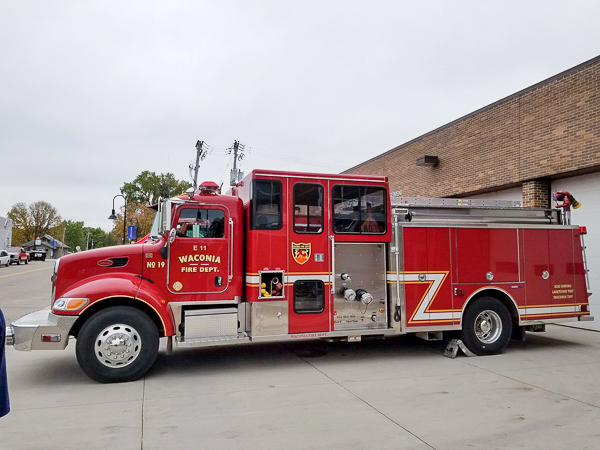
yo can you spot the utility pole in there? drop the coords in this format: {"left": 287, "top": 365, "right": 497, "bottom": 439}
{"left": 190, "top": 140, "right": 208, "bottom": 190}
{"left": 227, "top": 140, "right": 245, "bottom": 187}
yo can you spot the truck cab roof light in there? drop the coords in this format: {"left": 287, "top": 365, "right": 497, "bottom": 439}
{"left": 580, "top": 226, "right": 587, "bottom": 235}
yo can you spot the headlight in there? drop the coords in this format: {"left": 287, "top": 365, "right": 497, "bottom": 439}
{"left": 53, "top": 297, "right": 89, "bottom": 311}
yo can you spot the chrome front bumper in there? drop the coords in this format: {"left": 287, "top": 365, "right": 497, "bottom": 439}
{"left": 6, "top": 310, "right": 78, "bottom": 351}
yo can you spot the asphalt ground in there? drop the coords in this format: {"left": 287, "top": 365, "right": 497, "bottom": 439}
{"left": 0, "top": 259, "right": 54, "bottom": 324}
{"left": 1, "top": 260, "right": 600, "bottom": 449}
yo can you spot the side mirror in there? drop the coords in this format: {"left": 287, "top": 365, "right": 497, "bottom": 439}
{"left": 168, "top": 228, "right": 177, "bottom": 244}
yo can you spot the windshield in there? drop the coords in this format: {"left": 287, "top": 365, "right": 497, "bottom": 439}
{"left": 149, "top": 210, "right": 160, "bottom": 238}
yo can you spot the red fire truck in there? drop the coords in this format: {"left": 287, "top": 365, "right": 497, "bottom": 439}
{"left": 6, "top": 170, "right": 593, "bottom": 382}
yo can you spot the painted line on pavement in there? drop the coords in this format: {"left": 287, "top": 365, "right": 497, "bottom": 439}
{"left": 0, "top": 266, "right": 52, "bottom": 279}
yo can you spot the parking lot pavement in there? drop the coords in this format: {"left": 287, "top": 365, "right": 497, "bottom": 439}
{"left": 2, "top": 325, "right": 600, "bottom": 450}
{"left": 0, "top": 259, "right": 54, "bottom": 324}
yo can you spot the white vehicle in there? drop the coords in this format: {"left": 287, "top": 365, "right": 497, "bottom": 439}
{"left": 0, "top": 250, "right": 9, "bottom": 267}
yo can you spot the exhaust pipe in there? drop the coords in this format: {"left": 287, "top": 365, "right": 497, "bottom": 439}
{"left": 5, "top": 326, "right": 14, "bottom": 347}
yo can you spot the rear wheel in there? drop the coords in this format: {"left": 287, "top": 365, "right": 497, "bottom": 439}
{"left": 461, "top": 297, "right": 512, "bottom": 355}
{"left": 76, "top": 306, "right": 159, "bottom": 383}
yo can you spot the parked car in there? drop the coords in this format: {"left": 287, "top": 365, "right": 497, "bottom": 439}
{"left": 29, "top": 249, "right": 47, "bottom": 261}
{"left": 6, "top": 247, "right": 28, "bottom": 265}
{"left": 0, "top": 250, "right": 9, "bottom": 267}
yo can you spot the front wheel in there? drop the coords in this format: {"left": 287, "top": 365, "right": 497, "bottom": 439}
{"left": 76, "top": 306, "right": 159, "bottom": 383}
{"left": 461, "top": 297, "right": 512, "bottom": 355}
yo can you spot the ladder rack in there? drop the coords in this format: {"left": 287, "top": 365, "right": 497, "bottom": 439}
{"left": 391, "top": 197, "right": 561, "bottom": 225}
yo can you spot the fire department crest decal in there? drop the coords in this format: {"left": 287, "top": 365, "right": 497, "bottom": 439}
{"left": 292, "top": 242, "right": 311, "bottom": 265}
{"left": 173, "top": 281, "right": 183, "bottom": 291}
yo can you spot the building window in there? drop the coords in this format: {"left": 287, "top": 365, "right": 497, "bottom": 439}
{"left": 332, "top": 185, "right": 386, "bottom": 234}
{"left": 293, "top": 280, "right": 325, "bottom": 314}
{"left": 293, "top": 183, "right": 323, "bottom": 234}
{"left": 176, "top": 208, "right": 225, "bottom": 238}
{"left": 251, "top": 180, "right": 283, "bottom": 230}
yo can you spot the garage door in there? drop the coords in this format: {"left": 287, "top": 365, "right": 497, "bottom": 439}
{"left": 552, "top": 173, "right": 600, "bottom": 331}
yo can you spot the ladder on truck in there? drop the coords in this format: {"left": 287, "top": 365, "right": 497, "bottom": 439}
{"left": 390, "top": 197, "right": 561, "bottom": 225}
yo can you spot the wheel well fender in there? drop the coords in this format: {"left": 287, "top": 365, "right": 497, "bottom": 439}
{"left": 70, "top": 297, "right": 168, "bottom": 338}
{"left": 460, "top": 287, "right": 520, "bottom": 328}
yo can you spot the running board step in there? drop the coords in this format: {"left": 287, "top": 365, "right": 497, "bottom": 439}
{"left": 175, "top": 332, "right": 249, "bottom": 348}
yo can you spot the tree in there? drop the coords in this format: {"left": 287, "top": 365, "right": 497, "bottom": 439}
{"left": 86, "top": 227, "right": 109, "bottom": 249}
{"left": 7, "top": 201, "right": 62, "bottom": 245}
{"left": 110, "top": 202, "right": 156, "bottom": 243}
{"left": 63, "top": 220, "right": 86, "bottom": 250}
{"left": 120, "top": 171, "right": 192, "bottom": 205}
{"left": 110, "top": 171, "right": 190, "bottom": 243}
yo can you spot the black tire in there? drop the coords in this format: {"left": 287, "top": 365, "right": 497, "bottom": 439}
{"left": 76, "top": 306, "right": 159, "bottom": 383}
{"left": 16, "top": 259, "right": 20, "bottom": 265}
{"left": 25, "top": 259, "right": 28, "bottom": 264}
{"left": 461, "top": 297, "right": 512, "bottom": 355}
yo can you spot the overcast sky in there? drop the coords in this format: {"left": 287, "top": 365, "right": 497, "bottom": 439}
{"left": 1, "top": 1, "right": 599, "bottom": 231}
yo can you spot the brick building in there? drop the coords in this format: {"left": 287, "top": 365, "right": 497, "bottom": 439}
{"left": 345, "top": 55, "right": 600, "bottom": 329}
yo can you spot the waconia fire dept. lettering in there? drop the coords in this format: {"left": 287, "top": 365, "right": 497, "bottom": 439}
{"left": 178, "top": 254, "right": 221, "bottom": 264}
{"left": 178, "top": 252, "right": 221, "bottom": 273}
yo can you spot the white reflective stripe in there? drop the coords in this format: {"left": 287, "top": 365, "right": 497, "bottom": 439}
{"left": 386, "top": 272, "right": 451, "bottom": 322}
{"left": 522, "top": 305, "right": 577, "bottom": 315}
{"left": 287, "top": 274, "right": 330, "bottom": 283}
{"left": 246, "top": 274, "right": 331, "bottom": 284}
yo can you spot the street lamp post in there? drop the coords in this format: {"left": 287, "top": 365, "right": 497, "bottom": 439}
{"left": 108, "top": 194, "right": 127, "bottom": 245}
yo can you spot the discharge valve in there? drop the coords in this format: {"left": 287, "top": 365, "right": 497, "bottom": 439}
{"left": 340, "top": 287, "right": 357, "bottom": 302}
{"left": 355, "top": 289, "right": 374, "bottom": 305}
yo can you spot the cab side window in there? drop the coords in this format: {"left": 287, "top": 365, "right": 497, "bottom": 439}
{"left": 293, "top": 183, "right": 323, "bottom": 234}
{"left": 332, "top": 185, "right": 386, "bottom": 234}
{"left": 251, "top": 180, "right": 282, "bottom": 230}
{"left": 176, "top": 208, "right": 225, "bottom": 238}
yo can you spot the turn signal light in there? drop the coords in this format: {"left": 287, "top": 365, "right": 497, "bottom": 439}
{"left": 53, "top": 297, "right": 89, "bottom": 311}
{"left": 66, "top": 298, "right": 87, "bottom": 310}
{"left": 579, "top": 226, "right": 587, "bottom": 235}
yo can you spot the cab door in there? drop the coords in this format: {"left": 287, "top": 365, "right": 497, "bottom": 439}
{"left": 167, "top": 205, "right": 230, "bottom": 295}
{"left": 287, "top": 180, "right": 331, "bottom": 333}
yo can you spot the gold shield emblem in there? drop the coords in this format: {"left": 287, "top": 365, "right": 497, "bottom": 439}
{"left": 292, "top": 242, "right": 311, "bottom": 265}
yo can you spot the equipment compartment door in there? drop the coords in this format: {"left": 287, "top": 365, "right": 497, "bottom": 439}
{"left": 523, "top": 229, "right": 576, "bottom": 319}
{"left": 287, "top": 179, "right": 331, "bottom": 333}
{"left": 167, "top": 205, "right": 230, "bottom": 295}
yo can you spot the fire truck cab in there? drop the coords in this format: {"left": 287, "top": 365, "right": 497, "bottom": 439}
{"left": 6, "top": 170, "right": 592, "bottom": 383}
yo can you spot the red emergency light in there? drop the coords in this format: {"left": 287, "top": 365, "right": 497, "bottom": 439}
{"left": 579, "top": 226, "right": 587, "bottom": 235}
{"left": 199, "top": 181, "right": 220, "bottom": 194}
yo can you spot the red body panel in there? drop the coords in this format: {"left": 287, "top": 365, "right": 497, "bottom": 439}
{"left": 402, "top": 225, "right": 589, "bottom": 328}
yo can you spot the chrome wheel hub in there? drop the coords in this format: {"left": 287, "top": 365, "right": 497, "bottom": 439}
{"left": 474, "top": 310, "right": 502, "bottom": 344}
{"left": 95, "top": 324, "right": 141, "bottom": 368}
